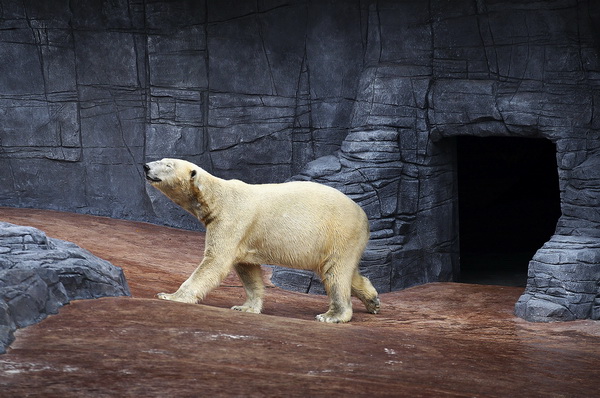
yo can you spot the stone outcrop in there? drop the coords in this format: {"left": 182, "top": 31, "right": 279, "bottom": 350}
{"left": 0, "top": 0, "right": 599, "bottom": 321}
{"left": 515, "top": 235, "right": 600, "bottom": 321}
{"left": 0, "top": 222, "right": 130, "bottom": 353}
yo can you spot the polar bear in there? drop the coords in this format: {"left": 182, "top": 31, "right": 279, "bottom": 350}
{"left": 143, "top": 158, "right": 380, "bottom": 323}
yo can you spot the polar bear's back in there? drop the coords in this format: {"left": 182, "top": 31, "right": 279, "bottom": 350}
{"left": 250, "top": 180, "right": 366, "bottom": 227}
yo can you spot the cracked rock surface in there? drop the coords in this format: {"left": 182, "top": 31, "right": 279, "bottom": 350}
{"left": 0, "top": 0, "right": 599, "bottom": 321}
{"left": 0, "top": 222, "right": 130, "bottom": 353}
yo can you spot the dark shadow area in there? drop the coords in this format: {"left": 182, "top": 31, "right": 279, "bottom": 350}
{"left": 457, "top": 136, "right": 562, "bottom": 286}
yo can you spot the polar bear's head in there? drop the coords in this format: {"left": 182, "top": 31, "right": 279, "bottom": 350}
{"left": 144, "top": 158, "right": 203, "bottom": 214}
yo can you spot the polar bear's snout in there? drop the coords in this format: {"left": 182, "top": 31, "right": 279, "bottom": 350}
{"left": 143, "top": 162, "right": 162, "bottom": 183}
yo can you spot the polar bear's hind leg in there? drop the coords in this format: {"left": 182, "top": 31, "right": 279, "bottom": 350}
{"left": 315, "top": 261, "right": 354, "bottom": 323}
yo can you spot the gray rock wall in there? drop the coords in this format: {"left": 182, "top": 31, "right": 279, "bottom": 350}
{"left": 1, "top": 1, "right": 599, "bottom": 321}
{"left": 0, "top": 0, "right": 369, "bottom": 229}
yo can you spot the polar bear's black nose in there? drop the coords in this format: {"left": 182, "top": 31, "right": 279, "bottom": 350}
{"left": 143, "top": 164, "right": 150, "bottom": 172}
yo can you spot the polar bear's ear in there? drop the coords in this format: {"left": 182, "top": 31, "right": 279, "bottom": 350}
{"left": 189, "top": 169, "right": 202, "bottom": 193}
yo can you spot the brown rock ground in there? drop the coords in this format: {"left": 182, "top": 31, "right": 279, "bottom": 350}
{"left": 0, "top": 207, "right": 598, "bottom": 397}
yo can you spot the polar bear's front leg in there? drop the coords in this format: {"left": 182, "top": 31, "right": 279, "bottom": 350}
{"left": 231, "top": 263, "right": 264, "bottom": 314}
{"left": 157, "top": 254, "right": 233, "bottom": 304}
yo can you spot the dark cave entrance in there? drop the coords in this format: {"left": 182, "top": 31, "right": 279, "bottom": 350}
{"left": 456, "top": 136, "right": 562, "bottom": 287}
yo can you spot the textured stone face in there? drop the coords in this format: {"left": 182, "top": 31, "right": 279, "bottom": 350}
{"left": 0, "top": 222, "right": 130, "bottom": 353}
{"left": 0, "top": 0, "right": 599, "bottom": 321}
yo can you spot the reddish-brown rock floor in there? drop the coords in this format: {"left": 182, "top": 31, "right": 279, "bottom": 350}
{"left": 0, "top": 207, "right": 598, "bottom": 397}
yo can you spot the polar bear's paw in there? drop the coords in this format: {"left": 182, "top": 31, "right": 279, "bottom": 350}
{"left": 156, "top": 292, "right": 174, "bottom": 301}
{"left": 315, "top": 311, "right": 352, "bottom": 324}
{"left": 231, "top": 305, "right": 261, "bottom": 314}
{"left": 156, "top": 292, "right": 198, "bottom": 304}
{"left": 365, "top": 296, "right": 381, "bottom": 314}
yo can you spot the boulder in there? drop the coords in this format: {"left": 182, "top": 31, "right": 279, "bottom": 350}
{"left": 0, "top": 222, "right": 130, "bottom": 353}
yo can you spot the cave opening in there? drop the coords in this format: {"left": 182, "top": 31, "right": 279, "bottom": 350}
{"left": 456, "top": 136, "right": 562, "bottom": 287}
